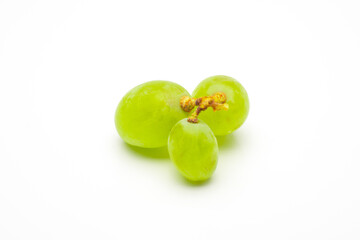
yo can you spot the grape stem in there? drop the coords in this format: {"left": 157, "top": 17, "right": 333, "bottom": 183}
{"left": 180, "top": 92, "right": 229, "bottom": 123}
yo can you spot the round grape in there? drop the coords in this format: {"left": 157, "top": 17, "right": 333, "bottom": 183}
{"left": 192, "top": 75, "right": 249, "bottom": 136}
{"left": 115, "top": 81, "right": 190, "bottom": 148}
{"left": 168, "top": 119, "right": 218, "bottom": 181}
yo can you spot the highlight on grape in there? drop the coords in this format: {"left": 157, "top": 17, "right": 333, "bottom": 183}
{"left": 115, "top": 75, "right": 249, "bottom": 182}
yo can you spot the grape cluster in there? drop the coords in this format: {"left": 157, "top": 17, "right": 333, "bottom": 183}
{"left": 115, "top": 75, "right": 249, "bottom": 182}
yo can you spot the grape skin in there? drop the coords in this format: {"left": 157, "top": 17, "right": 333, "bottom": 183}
{"left": 192, "top": 75, "right": 249, "bottom": 136}
{"left": 115, "top": 81, "right": 190, "bottom": 148}
{"left": 168, "top": 119, "right": 218, "bottom": 181}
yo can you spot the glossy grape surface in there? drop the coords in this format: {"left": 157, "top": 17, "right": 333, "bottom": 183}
{"left": 168, "top": 119, "right": 218, "bottom": 181}
{"left": 115, "top": 81, "right": 190, "bottom": 148}
{"left": 192, "top": 75, "right": 249, "bottom": 136}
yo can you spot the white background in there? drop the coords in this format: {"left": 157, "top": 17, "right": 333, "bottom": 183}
{"left": 1, "top": 0, "right": 359, "bottom": 239}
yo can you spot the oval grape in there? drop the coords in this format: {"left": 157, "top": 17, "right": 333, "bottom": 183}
{"left": 168, "top": 119, "right": 218, "bottom": 181}
{"left": 115, "top": 81, "right": 190, "bottom": 148}
{"left": 192, "top": 75, "right": 249, "bottom": 136}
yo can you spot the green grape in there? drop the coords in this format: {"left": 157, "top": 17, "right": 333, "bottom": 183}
{"left": 115, "top": 81, "right": 190, "bottom": 148}
{"left": 192, "top": 75, "right": 249, "bottom": 136}
{"left": 168, "top": 118, "right": 218, "bottom": 181}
